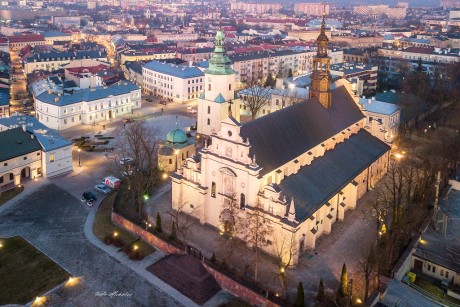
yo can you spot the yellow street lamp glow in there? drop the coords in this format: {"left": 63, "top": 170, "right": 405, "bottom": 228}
{"left": 113, "top": 231, "right": 118, "bottom": 237}
{"left": 133, "top": 245, "right": 138, "bottom": 250}
{"left": 420, "top": 239, "right": 427, "bottom": 244}
{"left": 356, "top": 298, "right": 362, "bottom": 304}
{"left": 162, "top": 173, "right": 168, "bottom": 179}
{"left": 175, "top": 150, "right": 179, "bottom": 155}
{"left": 395, "top": 153, "right": 403, "bottom": 159}
{"left": 148, "top": 224, "right": 152, "bottom": 228}
{"left": 0, "top": 243, "right": 3, "bottom": 248}
{"left": 280, "top": 267, "right": 285, "bottom": 273}
{"left": 78, "top": 148, "right": 81, "bottom": 152}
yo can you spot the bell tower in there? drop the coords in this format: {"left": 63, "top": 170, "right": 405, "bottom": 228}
{"left": 309, "top": 10, "right": 332, "bottom": 109}
{"left": 197, "top": 23, "right": 240, "bottom": 137}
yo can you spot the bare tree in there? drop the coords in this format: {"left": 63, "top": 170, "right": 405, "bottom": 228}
{"left": 271, "top": 231, "right": 299, "bottom": 299}
{"left": 218, "top": 193, "right": 247, "bottom": 259}
{"left": 240, "top": 80, "right": 271, "bottom": 119}
{"left": 356, "top": 240, "right": 377, "bottom": 301}
{"left": 243, "top": 199, "right": 274, "bottom": 283}
{"left": 168, "top": 200, "right": 202, "bottom": 244}
{"left": 111, "top": 120, "right": 160, "bottom": 220}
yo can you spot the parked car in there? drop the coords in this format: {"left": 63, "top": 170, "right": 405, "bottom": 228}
{"left": 122, "top": 118, "right": 134, "bottom": 123}
{"left": 81, "top": 191, "right": 97, "bottom": 202}
{"left": 160, "top": 101, "right": 167, "bottom": 106}
{"left": 189, "top": 109, "right": 197, "bottom": 114}
{"left": 145, "top": 97, "right": 153, "bottom": 102}
{"left": 119, "top": 157, "right": 133, "bottom": 165}
{"left": 95, "top": 184, "right": 112, "bottom": 195}
{"left": 187, "top": 105, "right": 192, "bottom": 110}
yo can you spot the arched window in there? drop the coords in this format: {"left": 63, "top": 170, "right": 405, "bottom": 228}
{"left": 211, "top": 182, "right": 216, "bottom": 198}
{"left": 208, "top": 84, "right": 211, "bottom": 91}
{"left": 229, "top": 84, "right": 232, "bottom": 91}
{"left": 240, "top": 193, "right": 245, "bottom": 209}
{"left": 207, "top": 106, "right": 210, "bottom": 114}
{"left": 207, "top": 118, "right": 210, "bottom": 125}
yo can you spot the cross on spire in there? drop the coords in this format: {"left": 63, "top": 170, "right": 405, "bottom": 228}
{"left": 228, "top": 99, "right": 233, "bottom": 116}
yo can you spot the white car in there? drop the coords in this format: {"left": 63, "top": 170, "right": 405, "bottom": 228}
{"left": 119, "top": 157, "right": 133, "bottom": 165}
{"left": 189, "top": 109, "right": 197, "bottom": 114}
{"left": 95, "top": 184, "right": 112, "bottom": 195}
{"left": 187, "top": 105, "right": 192, "bottom": 110}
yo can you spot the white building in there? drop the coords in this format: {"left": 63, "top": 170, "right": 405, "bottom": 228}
{"left": 142, "top": 61, "right": 204, "bottom": 102}
{"left": 294, "top": 3, "right": 330, "bottom": 16}
{"left": 197, "top": 27, "right": 240, "bottom": 136}
{"left": 0, "top": 116, "right": 73, "bottom": 191}
{"left": 173, "top": 19, "right": 391, "bottom": 264}
{"left": 359, "top": 97, "right": 401, "bottom": 144}
{"left": 23, "top": 50, "right": 108, "bottom": 75}
{"left": 34, "top": 81, "right": 141, "bottom": 130}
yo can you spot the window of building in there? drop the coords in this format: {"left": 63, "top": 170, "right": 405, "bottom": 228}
{"left": 64, "top": 119, "right": 67, "bottom": 124}
{"left": 23, "top": 156, "right": 27, "bottom": 160}
{"left": 208, "top": 84, "right": 211, "bottom": 91}
{"left": 229, "top": 84, "right": 231, "bottom": 91}
{"left": 169, "top": 159, "right": 172, "bottom": 164}
{"left": 50, "top": 153, "right": 55, "bottom": 162}
{"left": 240, "top": 193, "right": 245, "bottom": 208}
{"left": 432, "top": 266, "right": 436, "bottom": 273}
{"left": 3, "top": 162, "right": 7, "bottom": 166}
{"left": 441, "top": 269, "right": 444, "bottom": 276}
{"left": 37, "top": 152, "right": 40, "bottom": 156}
{"left": 9, "top": 173, "right": 13, "bottom": 180}
{"left": 207, "top": 118, "right": 210, "bottom": 125}
{"left": 211, "top": 182, "right": 216, "bottom": 198}
{"left": 446, "top": 271, "right": 449, "bottom": 278}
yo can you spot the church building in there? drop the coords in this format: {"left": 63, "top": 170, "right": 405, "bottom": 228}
{"left": 197, "top": 26, "right": 240, "bottom": 137}
{"left": 172, "top": 16, "right": 391, "bottom": 264}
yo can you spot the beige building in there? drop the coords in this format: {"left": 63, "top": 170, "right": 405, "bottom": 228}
{"left": 294, "top": 3, "right": 329, "bottom": 16}
{"left": 0, "top": 117, "right": 73, "bottom": 191}
{"left": 173, "top": 17, "right": 391, "bottom": 264}
{"left": 230, "top": 2, "right": 281, "bottom": 13}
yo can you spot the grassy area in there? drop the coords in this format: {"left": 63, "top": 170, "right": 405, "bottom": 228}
{"left": 0, "top": 236, "right": 71, "bottom": 305}
{"left": 0, "top": 186, "right": 24, "bottom": 206}
{"left": 414, "top": 276, "right": 460, "bottom": 305}
{"left": 93, "top": 192, "right": 156, "bottom": 258}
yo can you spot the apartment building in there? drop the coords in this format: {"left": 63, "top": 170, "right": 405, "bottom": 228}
{"left": 7, "top": 34, "right": 45, "bottom": 51}
{"left": 34, "top": 81, "right": 141, "bottom": 130}
{"left": 23, "top": 50, "right": 108, "bottom": 74}
{"left": 330, "top": 62, "right": 378, "bottom": 92}
{"left": 142, "top": 60, "right": 204, "bottom": 102}
{"left": 230, "top": 2, "right": 282, "bottom": 14}
{"left": 294, "top": 3, "right": 330, "bottom": 16}
{"left": 119, "top": 50, "right": 176, "bottom": 65}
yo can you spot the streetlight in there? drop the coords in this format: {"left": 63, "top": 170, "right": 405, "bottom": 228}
{"left": 78, "top": 148, "right": 81, "bottom": 167}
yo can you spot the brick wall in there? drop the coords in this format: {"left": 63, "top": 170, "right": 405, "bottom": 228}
{"left": 203, "top": 263, "right": 281, "bottom": 307}
{"left": 112, "top": 211, "right": 281, "bottom": 307}
{"left": 112, "top": 212, "right": 183, "bottom": 255}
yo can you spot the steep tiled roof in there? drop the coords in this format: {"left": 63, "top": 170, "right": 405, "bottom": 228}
{"left": 0, "top": 127, "right": 42, "bottom": 162}
{"left": 278, "top": 130, "right": 390, "bottom": 222}
{"left": 240, "top": 86, "right": 365, "bottom": 176}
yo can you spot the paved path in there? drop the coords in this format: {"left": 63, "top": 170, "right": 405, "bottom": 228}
{"left": 0, "top": 183, "right": 181, "bottom": 306}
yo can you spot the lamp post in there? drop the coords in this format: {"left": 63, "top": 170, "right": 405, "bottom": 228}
{"left": 78, "top": 148, "right": 81, "bottom": 167}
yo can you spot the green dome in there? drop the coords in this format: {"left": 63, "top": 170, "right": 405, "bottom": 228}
{"left": 166, "top": 128, "right": 188, "bottom": 144}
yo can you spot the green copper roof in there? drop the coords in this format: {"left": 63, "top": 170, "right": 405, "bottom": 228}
{"left": 214, "top": 93, "right": 226, "bottom": 103}
{"left": 205, "top": 28, "right": 235, "bottom": 76}
{"left": 166, "top": 128, "right": 188, "bottom": 144}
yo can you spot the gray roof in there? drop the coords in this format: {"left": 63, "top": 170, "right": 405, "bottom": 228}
{"left": 440, "top": 188, "right": 460, "bottom": 219}
{"left": 143, "top": 60, "right": 204, "bottom": 79}
{"left": 36, "top": 81, "right": 140, "bottom": 106}
{"left": 0, "top": 115, "right": 72, "bottom": 151}
{"left": 0, "top": 127, "right": 42, "bottom": 162}
{"left": 25, "top": 50, "right": 107, "bottom": 63}
{"left": 0, "top": 88, "right": 9, "bottom": 106}
{"left": 359, "top": 98, "right": 400, "bottom": 116}
{"left": 240, "top": 86, "right": 366, "bottom": 176}
{"left": 277, "top": 130, "right": 390, "bottom": 222}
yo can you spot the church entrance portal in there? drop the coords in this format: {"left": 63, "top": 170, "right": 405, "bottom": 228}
{"left": 108, "top": 110, "right": 112, "bottom": 119}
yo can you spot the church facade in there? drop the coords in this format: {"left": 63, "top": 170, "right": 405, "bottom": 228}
{"left": 172, "top": 19, "right": 391, "bottom": 264}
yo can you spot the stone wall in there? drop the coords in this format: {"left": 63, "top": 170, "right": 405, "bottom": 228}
{"left": 111, "top": 211, "right": 281, "bottom": 307}
{"left": 112, "top": 212, "right": 183, "bottom": 255}
{"left": 203, "top": 262, "right": 281, "bottom": 307}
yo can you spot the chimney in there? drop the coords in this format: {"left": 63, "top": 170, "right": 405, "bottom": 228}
{"left": 31, "top": 134, "right": 34, "bottom": 139}
{"left": 22, "top": 124, "right": 26, "bottom": 132}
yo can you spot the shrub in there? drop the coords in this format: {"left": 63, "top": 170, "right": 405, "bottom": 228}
{"left": 155, "top": 212, "right": 162, "bottom": 232}
{"left": 317, "top": 278, "right": 326, "bottom": 302}
{"left": 294, "top": 282, "right": 305, "bottom": 307}
{"left": 104, "top": 235, "right": 113, "bottom": 245}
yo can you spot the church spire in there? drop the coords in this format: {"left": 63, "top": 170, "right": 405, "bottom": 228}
{"left": 308, "top": 6, "right": 332, "bottom": 108}
{"left": 206, "top": 20, "right": 235, "bottom": 75}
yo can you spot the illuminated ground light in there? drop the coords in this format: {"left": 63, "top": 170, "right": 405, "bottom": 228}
{"left": 66, "top": 276, "right": 79, "bottom": 286}
{"left": 33, "top": 296, "right": 46, "bottom": 306}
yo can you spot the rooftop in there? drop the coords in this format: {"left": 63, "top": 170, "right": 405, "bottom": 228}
{"left": 0, "top": 127, "right": 42, "bottom": 162}
{"left": 359, "top": 97, "right": 400, "bottom": 115}
{"left": 143, "top": 61, "right": 204, "bottom": 79}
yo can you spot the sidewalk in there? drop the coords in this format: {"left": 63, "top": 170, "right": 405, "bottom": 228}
{"left": 84, "top": 192, "right": 233, "bottom": 307}
{"left": 0, "top": 178, "right": 48, "bottom": 214}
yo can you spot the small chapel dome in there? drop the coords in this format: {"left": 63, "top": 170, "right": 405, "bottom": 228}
{"left": 166, "top": 128, "right": 188, "bottom": 144}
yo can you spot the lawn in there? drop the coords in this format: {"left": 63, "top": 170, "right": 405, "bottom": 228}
{"left": 92, "top": 192, "right": 156, "bottom": 258}
{"left": 0, "top": 186, "right": 24, "bottom": 206}
{"left": 0, "top": 236, "right": 71, "bottom": 305}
